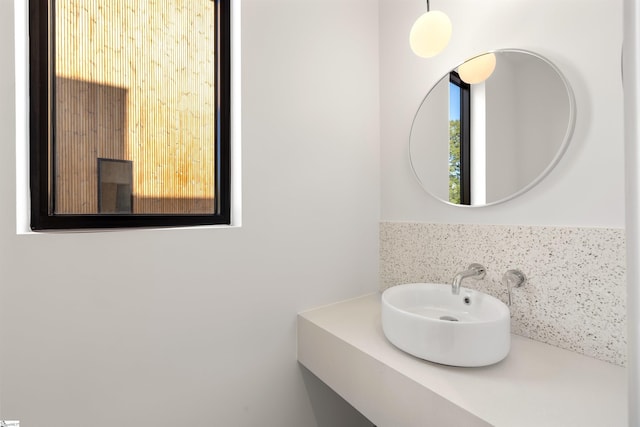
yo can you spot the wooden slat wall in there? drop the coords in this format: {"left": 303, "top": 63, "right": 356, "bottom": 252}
{"left": 55, "top": 0, "right": 216, "bottom": 214}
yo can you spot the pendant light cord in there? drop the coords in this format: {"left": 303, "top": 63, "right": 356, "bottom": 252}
{"left": 426, "top": 0, "right": 431, "bottom": 11}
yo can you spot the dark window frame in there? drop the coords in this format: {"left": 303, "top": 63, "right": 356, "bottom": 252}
{"left": 449, "top": 71, "right": 471, "bottom": 206}
{"left": 28, "top": 0, "right": 231, "bottom": 230}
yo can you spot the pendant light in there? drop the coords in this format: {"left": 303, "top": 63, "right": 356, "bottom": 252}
{"left": 409, "top": 0, "right": 452, "bottom": 58}
{"left": 458, "top": 53, "right": 497, "bottom": 84}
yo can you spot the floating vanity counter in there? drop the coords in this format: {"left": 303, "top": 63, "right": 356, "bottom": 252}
{"left": 297, "top": 293, "right": 627, "bottom": 427}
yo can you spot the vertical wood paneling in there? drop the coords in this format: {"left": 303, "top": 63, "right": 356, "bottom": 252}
{"left": 55, "top": 0, "right": 216, "bottom": 214}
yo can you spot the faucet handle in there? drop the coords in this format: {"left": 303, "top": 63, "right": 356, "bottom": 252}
{"left": 503, "top": 269, "right": 526, "bottom": 306}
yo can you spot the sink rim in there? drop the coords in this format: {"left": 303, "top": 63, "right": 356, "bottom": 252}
{"left": 382, "top": 282, "right": 510, "bottom": 325}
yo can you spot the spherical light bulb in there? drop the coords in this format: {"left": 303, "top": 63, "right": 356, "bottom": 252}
{"left": 458, "top": 53, "right": 497, "bottom": 84}
{"left": 409, "top": 11, "right": 452, "bottom": 58}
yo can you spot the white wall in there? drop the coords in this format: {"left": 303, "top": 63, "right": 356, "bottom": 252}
{"left": 485, "top": 57, "right": 519, "bottom": 202}
{"left": 514, "top": 56, "right": 571, "bottom": 190}
{"left": 381, "top": 0, "right": 624, "bottom": 227}
{"left": 484, "top": 53, "right": 571, "bottom": 203}
{"left": 409, "top": 78, "right": 449, "bottom": 200}
{"left": 0, "top": 0, "right": 380, "bottom": 426}
{"left": 623, "top": 0, "right": 640, "bottom": 423}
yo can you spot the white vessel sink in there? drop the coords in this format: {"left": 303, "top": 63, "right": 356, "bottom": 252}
{"left": 381, "top": 283, "right": 510, "bottom": 367}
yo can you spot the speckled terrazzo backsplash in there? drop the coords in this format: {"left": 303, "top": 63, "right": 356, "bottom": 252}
{"left": 380, "top": 222, "right": 626, "bottom": 366}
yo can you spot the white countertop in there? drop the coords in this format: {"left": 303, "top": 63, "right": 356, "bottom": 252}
{"left": 297, "top": 293, "right": 627, "bottom": 427}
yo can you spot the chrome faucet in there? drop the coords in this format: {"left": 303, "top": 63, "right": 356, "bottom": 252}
{"left": 452, "top": 263, "right": 486, "bottom": 295}
{"left": 503, "top": 269, "right": 527, "bottom": 306}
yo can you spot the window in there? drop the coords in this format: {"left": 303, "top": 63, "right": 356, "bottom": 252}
{"left": 98, "top": 159, "right": 133, "bottom": 214}
{"left": 29, "top": 0, "right": 231, "bottom": 230}
{"left": 449, "top": 71, "right": 470, "bottom": 205}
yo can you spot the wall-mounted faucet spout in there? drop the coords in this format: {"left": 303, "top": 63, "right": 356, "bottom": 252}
{"left": 452, "top": 263, "right": 486, "bottom": 295}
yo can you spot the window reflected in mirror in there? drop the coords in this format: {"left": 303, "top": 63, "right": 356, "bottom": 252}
{"left": 448, "top": 72, "right": 470, "bottom": 205}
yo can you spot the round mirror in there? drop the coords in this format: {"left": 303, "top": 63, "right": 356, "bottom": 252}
{"left": 409, "top": 49, "right": 576, "bottom": 206}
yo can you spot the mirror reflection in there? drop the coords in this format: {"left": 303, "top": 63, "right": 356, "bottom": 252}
{"left": 410, "top": 49, "right": 575, "bottom": 206}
